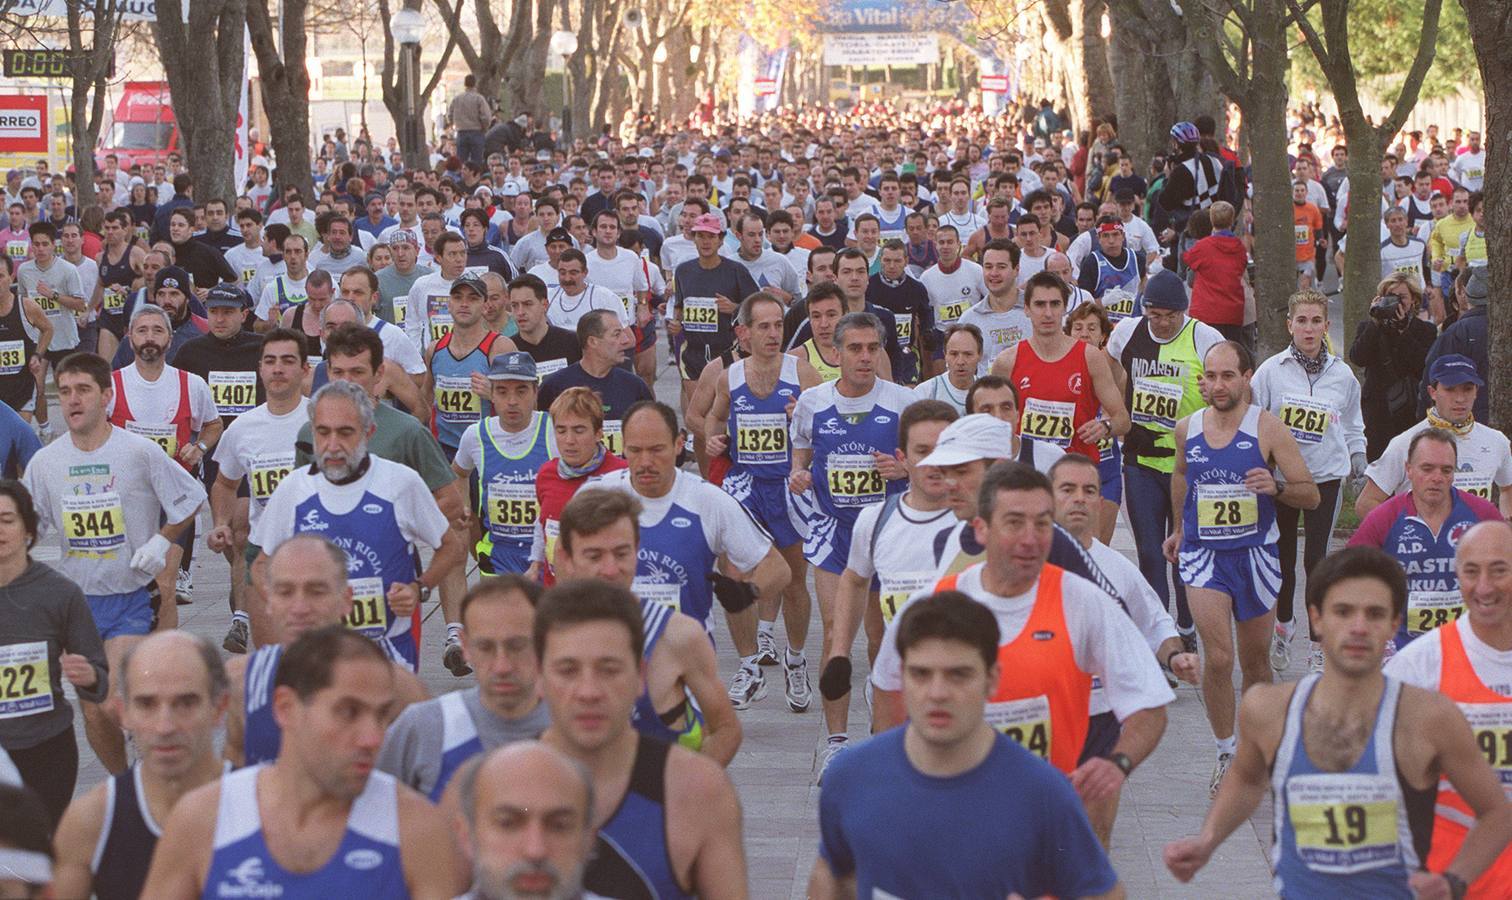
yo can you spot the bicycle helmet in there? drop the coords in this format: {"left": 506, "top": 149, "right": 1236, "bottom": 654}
{"left": 1170, "top": 122, "right": 1201, "bottom": 145}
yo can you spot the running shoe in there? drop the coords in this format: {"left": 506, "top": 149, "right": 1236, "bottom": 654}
{"left": 727, "top": 666, "right": 767, "bottom": 710}
{"left": 755, "top": 630, "right": 779, "bottom": 667}
{"left": 784, "top": 654, "right": 811, "bottom": 712}
{"left": 1210, "top": 752, "right": 1233, "bottom": 798}
{"left": 1270, "top": 625, "right": 1291, "bottom": 674}
{"left": 222, "top": 618, "right": 249, "bottom": 654}
{"left": 815, "top": 734, "right": 849, "bottom": 785}
{"left": 443, "top": 637, "right": 473, "bottom": 677}
{"left": 175, "top": 568, "right": 193, "bottom": 605}
{"left": 1308, "top": 642, "right": 1325, "bottom": 674}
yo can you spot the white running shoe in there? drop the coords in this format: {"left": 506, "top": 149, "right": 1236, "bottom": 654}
{"left": 784, "top": 655, "right": 812, "bottom": 712}
{"left": 755, "top": 630, "right": 779, "bottom": 666}
{"left": 1210, "top": 752, "right": 1233, "bottom": 798}
{"left": 1270, "top": 627, "right": 1291, "bottom": 674}
{"left": 815, "top": 735, "right": 849, "bottom": 785}
{"left": 727, "top": 666, "right": 768, "bottom": 710}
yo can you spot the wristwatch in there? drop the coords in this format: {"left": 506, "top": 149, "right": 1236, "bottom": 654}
{"left": 194, "top": 440, "right": 209, "bottom": 453}
{"left": 1106, "top": 751, "right": 1134, "bottom": 777}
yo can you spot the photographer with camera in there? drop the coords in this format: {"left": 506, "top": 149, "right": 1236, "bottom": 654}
{"left": 1349, "top": 273, "right": 1436, "bottom": 460}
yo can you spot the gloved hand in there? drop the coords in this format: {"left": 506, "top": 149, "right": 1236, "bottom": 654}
{"left": 1350, "top": 452, "right": 1367, "bottom": 481}
{"left": 820, "top": 657, "right": 852, "bottom": 701}
{"left": 130, "top": 534, "right": 172, "bottom": 578}
{"left": 708, "top": 573, "right": 757, "bottom": 615}
{"left": 1122, "top": 424, "right": 1173, "bottom": 458}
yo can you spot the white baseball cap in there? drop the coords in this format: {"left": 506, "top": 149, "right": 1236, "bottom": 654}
{"left": 918, "top": 414, "right": 1017, "bottom": 468}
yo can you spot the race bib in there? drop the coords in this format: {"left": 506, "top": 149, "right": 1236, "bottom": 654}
{"left": 343, "top": 576, "right": 389, "bottom": 640}
{"left": 825, "top": 453, "right": 884, "bottom": 508}
{"left": 4, "top": 240, "right": 26, "bottom": 259}
{"left": 248, "top": 452, "right": 295, "bottom": 502}
{"left": 429, "top": 314, "right": 455, "bottom": 344}
{"left": 682, "top": 296, "right": 719, "bottom": 333}
{"left": 61, "top": 492, "right": 127, "bottom": 557}
{"left": 1020, "top": 398, "right": 1076, "bottom": 448}
{"left": 0, "top": 641, "right": 51, "bottom": 719}
{"left": 486, "top": 481, "right": 538, "bottom": 539}
{"left": 433, "top": 374, "right": 480, "bottom": 424}
{"left": 240, "top": 267, "right": 258, "bottom": 286}
{"left": 1131, "top": 378, "right": 1182, "bottom": 431}
{"left": 102, "top": 286, "right": 126, "bottom": 313}
{"left": 1286, "top": 773, "right": 1401, "bottom": 874}
{"left": 208, "top": 371, "right": 258, "bottom": 416}
{"left": 1102, "top": 288, "right": 1136, "bottom": 322}
{"left": 1279, "top": 394, "right": 1333, "bottom": 445}
{"left": 894, "top": 316, "right": 912, "bottom": 349}
{"left": 125, "top": 421, "right": 177, "bottom": 459}
{"left": 545, "top": 519, "right": 561, "bottom": 569}
{"left": 32, "top": 293, "right": 59, "bottom": 313}
{"left": 0, "top": 340, "right": 24, "bottom": 377}
{"left": 1460, "top": 702, "right": 1512, "bottom": 789}
{"left": 1195, "top": 483, "right": 1259, "bottom": 540}
{"left": 1295, "top": 224, "right": 1312, "bottom": 246}
{"left": 938, "top": 298, "right": 970, "bottom": 325}
{"left": 1467, "top": 168, "right": 1484, "bottom": 182}
{"left": 735, "top": 413, "right": 788, "bottom": 465}
{"left": 1407, "top": 590, "right": 1465, "bottom": 635}
{"left": 1454, "top": 471, "right": 1494, "bottom": 500}
{"left": 984, "top": 694, "right": 1052, "bottom": 759}
{"left": 392, "top": 297, "right": 408, "bottom": 326}
{"left": 879, "top": 572, "right": 934, "bottom": 624}
{"left": 535, "top": 357, "right": 568, "bottom": 382}
{"left": 633, "top": 578, "right": 681, "bottom": 612}
{"left": 600, "top": 419, "right": 624, "bottom": 455}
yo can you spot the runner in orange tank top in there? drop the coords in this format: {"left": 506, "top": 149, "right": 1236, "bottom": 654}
{"left": 992, "top": 271, "right": 1128, "bottom": 463}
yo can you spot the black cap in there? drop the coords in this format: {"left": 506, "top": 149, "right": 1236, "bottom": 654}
{"left": 450, "top": 273, "right": 488, "bottom": 297}
{"left": 545, "top": 227, "right": 573, "bottom": 246}
{"left": 205, "top": 283, "right": 252, "bottom": 310}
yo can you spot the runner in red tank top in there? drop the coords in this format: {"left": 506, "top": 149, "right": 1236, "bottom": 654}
{"left": 533, "top": 385, "right": 628, "bottom": 585}
{"left": 993, "top": 271, "right": 1130, "bottom": 462}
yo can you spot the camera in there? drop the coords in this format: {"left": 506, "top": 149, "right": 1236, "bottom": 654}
{"left": 1369, "top": 294, "right": 1402, "bottom": 321}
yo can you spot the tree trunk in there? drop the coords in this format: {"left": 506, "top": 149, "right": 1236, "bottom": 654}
{"left": 1105, "top": 22, "right": 1174, "bottom": 167}
{"left": 1040, "top": 0, "right": 1114, "bottom": 134}
{"left": 247, "top": 0, "right": 315, "bottom": 200}
{"left": 1461, "top": 0, "right": 1511, "bottom": 423}
{"left": 1243, "top": 10, "right": 1294, "bottom": 357}
{"left": 500, "top": 0, "right": 553, "bottom": 119}
{"left": 153, "top": 0, "right": 247, "bottom": 203}
{"left": 65, "top": 0, "right": 120, "bottom": 211}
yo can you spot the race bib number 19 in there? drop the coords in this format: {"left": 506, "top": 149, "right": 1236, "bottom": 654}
{"left": 1286, "top": 774, "right": 1400, "bottom": 874}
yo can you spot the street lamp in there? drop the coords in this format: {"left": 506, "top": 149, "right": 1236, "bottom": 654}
{"left": 551, "top": 29, "right": 578, "bottom": 146}
{"left": 391, "top": 7, "right": 426, "bottom": 170}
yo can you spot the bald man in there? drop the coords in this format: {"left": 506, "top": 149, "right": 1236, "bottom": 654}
{"left": 226, "top": 534, "right": 428, "bottom": 767}
{"left": 454, "top": 741, "right": 597, "bottom": 900}
{"left": 1387, "top": 520, "right": 1512, "bottom": 894}
{"left": 52, "top": 631, "right": 230, "bottom": 900}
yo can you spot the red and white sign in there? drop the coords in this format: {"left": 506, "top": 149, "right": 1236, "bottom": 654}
{"left": 754, "top": 78, "right": 777, "bottom": 97}
{"left": 0, "top": 96, "right": 46, "bottom": 153}
{"left": 981, "top": 74, "right": 1009, "bottom": 94}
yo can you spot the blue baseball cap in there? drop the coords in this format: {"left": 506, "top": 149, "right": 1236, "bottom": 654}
{"left": 1428, "top": 354, "right": 1484, "bottom": 388}
{"left": 487, "top": 352, "right": 537, "bottom": 382}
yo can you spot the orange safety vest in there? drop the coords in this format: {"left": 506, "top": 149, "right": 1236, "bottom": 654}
{"left": 1429, "top": 620, "right": 1512, "bottom": 896}
{"left": 935, "top": 564, "right": 1093, "bottom": 774}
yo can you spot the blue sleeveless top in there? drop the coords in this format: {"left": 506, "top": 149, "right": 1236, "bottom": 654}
{"left": 631, "top": 600, "right": 705, "bottom": 751}
{"left": 1271, "top": 674, "right": 1416, "bottom": 898}
{"left": 429, "top": 690, "right": 483, "bottom": 802}
{"left": 807, "top": 391, "right": 906, "bottom": 527}
{"left": 584, "top": 735, "right": 693, "bottom": 900}
{"left": 202, "top": 766, "right": 408, "bottom": 900}
{"left": 727, "top": 355, "right": 800, "bottom": 483}
{"left": 476, "top": 412, "right": 553, "bottom": 574}
{"left": 243, "top": 645, "right": 283, "bottom": 766}
{"left": 431, "top": 330, "right": 500, "bottom": 450}
{"left": 1180, "top": 405, "right": 1278, "bottom": 551}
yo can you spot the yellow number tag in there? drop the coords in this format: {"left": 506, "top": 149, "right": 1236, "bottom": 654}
{"left": 878, "top": 573, "right": 934, "bottom": 625}
{"left": 1461, "top": 703, "right": 1512, "bottom": 786}
{"left": 894, "top": 316, "right": 912, "bottom": 346}
{"left": 33, "top": 293, "right": 59, "bottom": 313}
{"left": 486, "top": 481, "right": 538, "bottom": 538}
{"left": 61, "top": 492, "right": 127, "bottom": 557}
{"left": 939, "top": 299, "right": 969, "bottom": 323}
{"left": 125, "top": 422, "right": 178, "bottom": 459}
{"left": 1286, "top": 774, "right": 1400, "bottom": 873}
{"left": 0, "top": 641, "right": 52, "bottom": 719}
{"left": 392, "top": 298, "right": 408, "bottom": 326}
{"left": 433, "top": 376, "right": 480, "bottom": 423}
{"left": 601, "top": 420, "right": 623, "bottom": 455}
{"left": 103, "top": 286, "right": 126, "bottom": 312}
{"left": 825, "top": 453, "right": 884, "bottom": 508}
{"left": 1407, "top": 591, "right": 1466, "bottom": 635}
{"left": 1295, "top": 224, "right": 1312, "bottom": 246}
{"left": 208, "top": 371, "right": 258, "bottom": 416}
{"left": 1131, "top": 377, "right": 1182, "bottom": 431}
{"left": 984, "top": 694, "right": 1052, "bottom": 759}
{"left": 4, "top": 241, "right": 27, "bottom": 259}
{"left": 1019, "top": 398, "right": 1076, "bottom": 447}
{"left": 249, "top": 452, "right": 295, "bottom": 502}
{"left": 1101, "top": 288, "right": 1136, "bottom": 320}
{"left": 682, "top": 296, "right": 719, "bottom": 333}
{"left": 1280, "top": 395, "right": 1332, "bottom": 445}
{"left": 1195, "top": 484, "right": 1259, "bottom": 540}
{"left": 633, "top": 578, "right": 681, "bottom": 611}
{"left": 1454, "top": 471, "right": 1493, "bottom": 500}
{"left": 0, "top": 340, "right": 24, "bottom": 376}
{"left": 735, "top": 413, "right": 788, "bottom": 465}
{"left": 343, "top": 576, "right": 389, "bottom": 639}
{"left": 429, "top": 316, "right": 455, "bottom": 344}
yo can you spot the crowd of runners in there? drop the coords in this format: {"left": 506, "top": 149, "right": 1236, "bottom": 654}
{"left": 0, "top": 96, "right": 1507, "bottom": 898}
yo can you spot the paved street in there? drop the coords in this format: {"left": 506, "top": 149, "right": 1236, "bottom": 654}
{"left": 52, "top": 335, "right": 1323, "bottom": 899}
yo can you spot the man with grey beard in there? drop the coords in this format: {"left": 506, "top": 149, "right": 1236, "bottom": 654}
{"left": 250, "top": 379, "right": 465, "bottom": 671}
{"left": 453, "top": 742, "right": 599, "bottom": 900}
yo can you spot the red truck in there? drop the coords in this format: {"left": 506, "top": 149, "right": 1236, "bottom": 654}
{"left": 98, "top": 81, "right": 179, "bottom": 169}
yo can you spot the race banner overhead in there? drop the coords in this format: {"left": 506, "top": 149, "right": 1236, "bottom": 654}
{"left": 3, "top": 0, "right": 159, "bottom": 21}
{"left": 822, "top": 33, "right": 940, "bottom": 66}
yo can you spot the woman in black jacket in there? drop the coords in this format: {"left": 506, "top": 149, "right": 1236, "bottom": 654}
{"left": 1349, "top": 273, "right": 1436, "bottom": 459}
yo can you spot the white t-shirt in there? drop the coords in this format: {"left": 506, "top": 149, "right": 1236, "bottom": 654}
{"left": 545, "top": 284, "right": 631, "bottom": 332}
{"left": 918, "top": 260, "right": 987, "bottom": 332}
{"left": 958, "top": 300, "right": 1031, "bottom": 374}
{"left": 452, "top": 413, "right": 559, "bottom": 475}
{"left": 223, "top": 243, "right": 265, "bottom": 290}
{"left": 403, "top": 270, "right": 459, "bottom": 350}
{"left": 371, "top": 316, "right": 426, "bottom": 376}
{"left": 107, "top": 364, "right": 220, "bottom": 433}
{"left": 1364, "top": 419, "right": 1512, "bottom": 502}
{"left": 16, "top": 257, "right": 83, "bottom": 350}
{"left": 23, "top": 427, "right": 207, "bottom": 595}
{"left": 845, "top": 493, "right": 957, "bottom": 623}
{"left": 1084, "top": 539, "right": 1179, "bottom": 716}
{"left": 1386, "top": 621, "right": 1512, "bottom": 696}
{"left": 660, "top": 235, "right": 697, "bottom": 277}
{"left": 585, "top": 247, "right": 650, "bottom": 315}
{"left": 527, "top": 262, "right": 560, "bottom": 292}
{"left": 70, "top": 256, "right": 99, "bottom": 313}
{"left": 870, "top": 563, "right": 1175, "bottom": 722}
{"left": 722, "top": 247, "right": 803, "bottom": 298}
{"left": 912, "top": 375, "right": 970, "bottom": 414}
{"left": 1451, "top": 151, "right": 1487, "bottom": 192}
{"left": 212, "top": 399, "right": 310, "bottom": 528}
